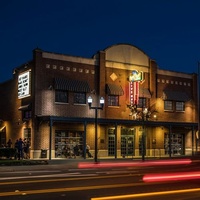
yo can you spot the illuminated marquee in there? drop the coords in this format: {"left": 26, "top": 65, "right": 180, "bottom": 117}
{"left": 129, "top": 70, "right": 143, "bottom": 106}
{"left": 18, "top": 71, "right": 31, "bottom": 99}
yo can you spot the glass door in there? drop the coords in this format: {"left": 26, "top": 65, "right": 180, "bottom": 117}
{"left": 108, "top": 128, "right": 115, "bottom": 156}
{"left": 121, "top": 128, "right": 135, "bottom": 157}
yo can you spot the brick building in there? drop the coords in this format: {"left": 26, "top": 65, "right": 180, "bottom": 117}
{"left": 0, "top": 43, "right": 198, "bottom": 159}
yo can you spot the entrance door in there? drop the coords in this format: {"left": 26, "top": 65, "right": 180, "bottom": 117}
{"left": 121, "top": 128, "right": 135, "bottom": 157}
{"left": 108, "top": 128, "right": 115, "bottom": 156}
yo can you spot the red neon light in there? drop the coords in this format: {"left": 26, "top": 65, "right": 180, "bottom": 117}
{"left": 78, "top": 159, "right": 192, "bottom": 169}
{"left": 143, "top": 171, "right": 200, "bottom": 182}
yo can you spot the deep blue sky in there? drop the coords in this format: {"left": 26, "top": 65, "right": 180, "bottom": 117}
{"left": 1, "top": 0, "right": 200, "bottom": 82}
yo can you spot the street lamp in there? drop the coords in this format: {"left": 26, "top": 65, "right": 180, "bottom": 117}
{"left": 128, "top": 104, "right": 151, "bottom": 161}
{"left": 142, "top": 108, "right": 149, "bottom": 161}
{"left": 87, "top": 96, "right": 104, "bottom": 163}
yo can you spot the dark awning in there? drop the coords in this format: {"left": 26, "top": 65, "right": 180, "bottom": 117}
{"left": 163, "top": 90, "right": 190, "bottom": 101}
{"left": 54, "top": 78, "right": 90, "bottom": 92}
{"left": 106, "top": 84, "right": 124, "bottom": 96}
{"left": 139, "top": 88, "right": 151, "bottom": 98}
{"left": 18, "top": 104, "right": 31, "bottom": 111}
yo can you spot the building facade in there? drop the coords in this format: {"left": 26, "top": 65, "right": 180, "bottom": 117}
{"left": 0, "top": 43, "right": 198, "bottom": 159}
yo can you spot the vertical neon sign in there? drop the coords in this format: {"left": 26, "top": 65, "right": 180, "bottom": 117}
{"left": 129, "top": 70, "right": 143, "bottom": 106}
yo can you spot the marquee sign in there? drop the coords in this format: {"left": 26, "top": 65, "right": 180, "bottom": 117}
{"left": 129, "top": 70, "right": 143, "bottom": 106}
{"left": 18, "top": 71, "right": 31, "bottom": 99}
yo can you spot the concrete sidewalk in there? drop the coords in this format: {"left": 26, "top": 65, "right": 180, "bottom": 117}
{"left": 0, "top": 155, "right": 198, "bottom": 172}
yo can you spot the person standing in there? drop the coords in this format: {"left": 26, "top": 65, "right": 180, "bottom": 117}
{"left": 7, "top": 139, "right": 12, "bottom": 148}
{"left": 17, "top": 138, "right": 24, "bottom": 160}
{"left": 86, "top": 144, "right": 93, "bottom": 158}
{"left": 14, "top": 139, "right": 19, "bottom": 159}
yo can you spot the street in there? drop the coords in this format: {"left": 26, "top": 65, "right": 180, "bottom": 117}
{"left": 0, "top": 159, "right": 200, "bottom": 200}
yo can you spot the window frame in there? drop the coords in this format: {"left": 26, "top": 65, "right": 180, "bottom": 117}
{"left": 55, "top": 90, "right": 68, "bottom": 103}
{"left": 108, "top": 95, "right": 119, "bottom": 106}
{"left": 164, "top": 100, "right": 173, "bottom": 111}
{"left": 74, "top": 92, "right": 86, "bottom": 104}
{"left": 175, "top": 101, "right": 185, "bottom": 112}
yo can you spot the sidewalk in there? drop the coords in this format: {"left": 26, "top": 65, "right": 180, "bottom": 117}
{"left": 0, "top": 155, "right": 198, "bottom": 172}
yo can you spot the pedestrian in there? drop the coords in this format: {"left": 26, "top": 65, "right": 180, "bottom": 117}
{"left": 17, "top": 138, "right": 24, "bottom": 160}
{"left": 73, "top": 144, "right": 79, "bottom": 158}
{"left": 86, "top": 144, "right": 93, "bottom": 158}
{"left": 7, "top": 139, "right": 12, "bottom": 148}
{"left": 14, "top": 139, "right": 19, "bottom": 159}
{"left": 23, "top": 139, "right": 30, "bottom": 159}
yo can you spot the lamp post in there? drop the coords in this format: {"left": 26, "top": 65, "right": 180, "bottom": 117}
{"left": 142, "top": 108, "right": 148, "bottom": 161}
{"left": 128, "top": 105, "right": 151, "bottom": 161}
{"left": 87, "top": 96, "right": 104, "bottom": 163}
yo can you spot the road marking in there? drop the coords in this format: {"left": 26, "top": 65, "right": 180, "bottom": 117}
{"left": 0, "top": 182, "right": 144, "bottom": 197}
{"left": 91, "top": 188, "right": 200, "bottom": 199}
{"left": 0, "top": 172, "right": 98, "bottom": 181}
{"left": 0, "top": 174, "right": 133, "bottom": 185}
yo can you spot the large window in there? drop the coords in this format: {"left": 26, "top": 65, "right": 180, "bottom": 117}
{"left": 55, "top": 90, "right": 68, "bottom": 103}
{"left": 176, "top": 101, "right": 185, "bottom": 111}
{"left": 55, "top": 130, "right": 83, "bottom": 158}
{"left": 74, "top": 92, "right": 86, "bottom": 104}
{"left": 108, "top": 95, "right": 119, "bottom": 106}
{"left": 164, "top": 100, "right": 173, "bottom": 111}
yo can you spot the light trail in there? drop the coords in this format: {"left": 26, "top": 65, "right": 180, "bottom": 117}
{"left": 78, "top": 159, "right": 192, "bottom": 169}
{"left": 143, "top": 171, "right": 200, "bottom": 182}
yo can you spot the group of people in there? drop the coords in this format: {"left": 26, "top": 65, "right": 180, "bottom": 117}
{"left": 14, "top": 138, "right": 30, "bottom": 160}
{"left": 63, "top": 143, "right": 93, "bottom": 158}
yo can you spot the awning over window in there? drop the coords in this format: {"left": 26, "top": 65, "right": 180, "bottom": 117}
{"left": 163, "top": 90, "right": 190, "bottom": 101}
{"left": 18, "top": 104, "right": 31, "bottom": 111}
{"left": 54, "top": 78, "right": 90, "bottom": 92}
{"left": 139, "top": 88, "right": 151, "bottom": 98}
{"left": 106, "top": 84, "right": 124, "bottom": 96}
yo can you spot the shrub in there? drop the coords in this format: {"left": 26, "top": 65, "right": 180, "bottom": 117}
{"left": 0, "top": 148, "right": 17, "bottom": 159}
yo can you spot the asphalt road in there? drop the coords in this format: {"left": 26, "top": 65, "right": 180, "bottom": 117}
{"left": 0, "top": 158, "right": 200, "bottom": 200}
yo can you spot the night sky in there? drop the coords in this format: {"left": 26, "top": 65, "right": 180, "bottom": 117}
{"left": 1, "top": 0, "right": 200, "bottom": 82}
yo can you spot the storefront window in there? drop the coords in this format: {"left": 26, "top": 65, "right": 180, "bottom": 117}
{"left": 55, "top": 130, "right": 83, "bottom": 158}
{"left": 164, "top": 133, "right": 184, "bottom": 155}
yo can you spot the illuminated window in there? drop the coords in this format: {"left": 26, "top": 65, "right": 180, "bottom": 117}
{"left": 108, "top": 95, "right": 119, "bottom": 106}
{"left": 176, "top": 101, "right": 185, "bottom": 111}
{"left": 55, "top": 90, "right": 68, "bottom": 103}
{"left": 164, "top": 100, "right": 173, "bottom": 111}
{"left": 74, "top": 92, "right": 86, "bottom": 104}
